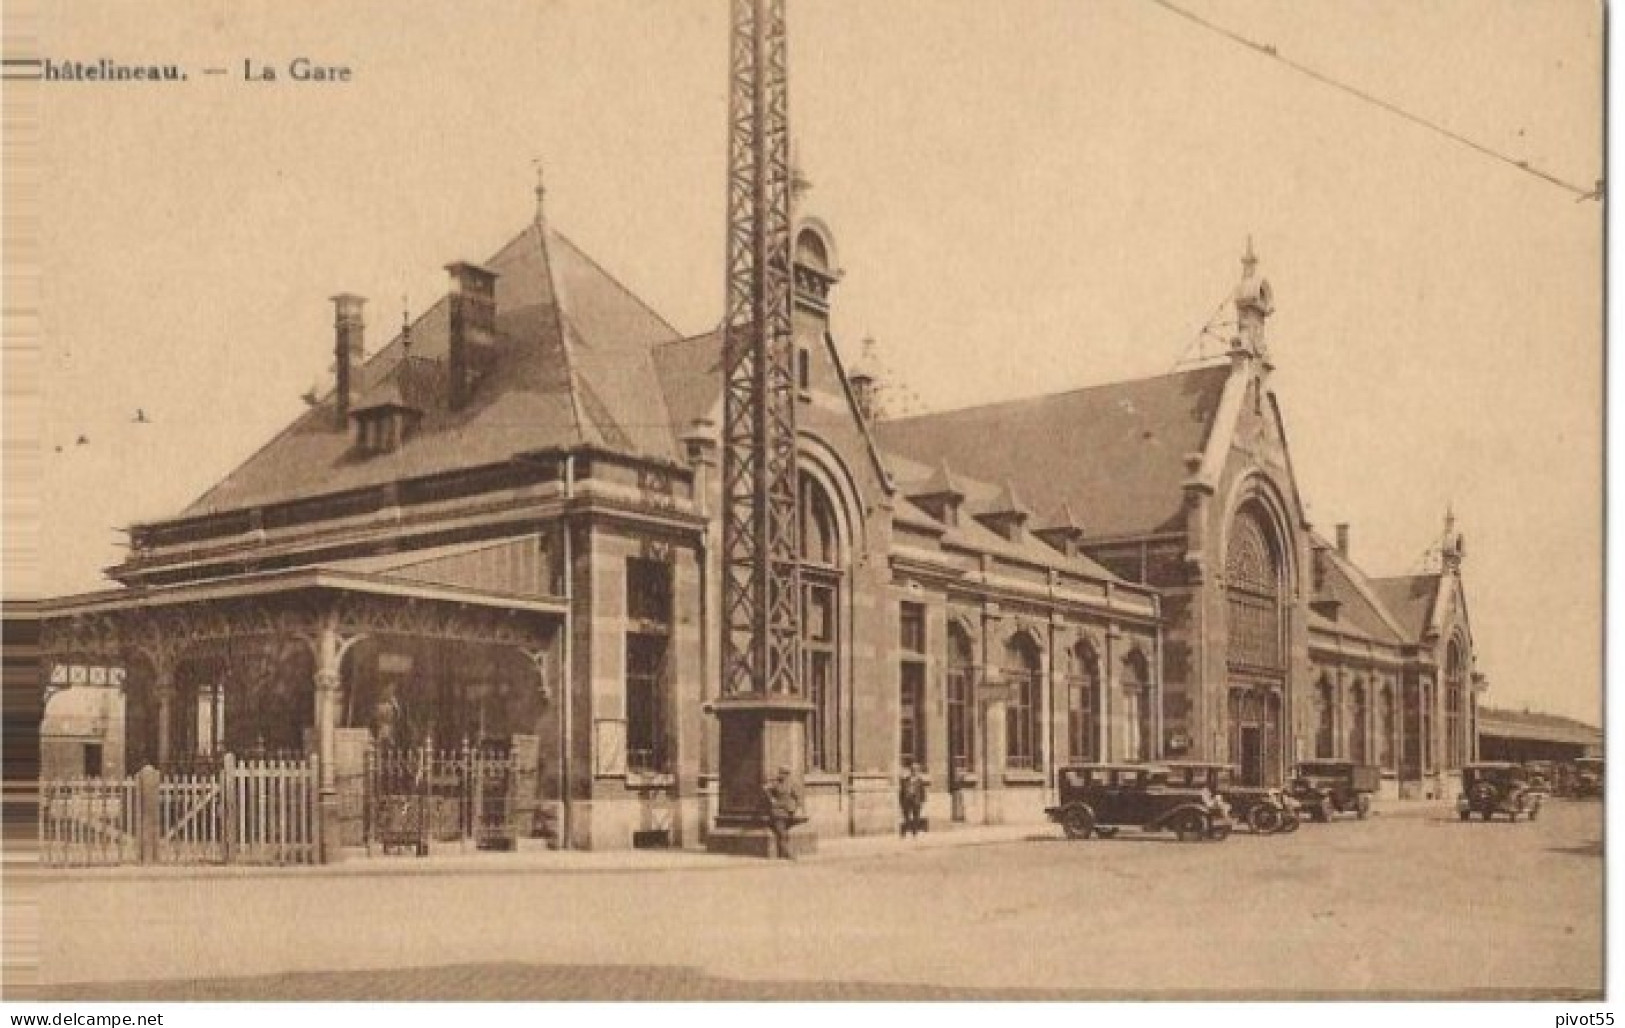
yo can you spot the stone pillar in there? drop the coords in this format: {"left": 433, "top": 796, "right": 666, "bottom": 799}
{"left": 981, "top": 683, "right": 1007, "bottom": 825}
{"left": 980, "top": 604, "right": 1005, "bottom": 825}
{"left": 1334, "top": 670, "right": 1346, "bottom": 759}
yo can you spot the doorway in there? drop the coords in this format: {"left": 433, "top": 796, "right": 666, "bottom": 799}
{"left": 1238, "top": 726, "right": 1264, "bottom": 788}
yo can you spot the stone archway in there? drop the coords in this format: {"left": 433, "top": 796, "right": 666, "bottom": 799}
{"left": 1224, "top": 497, "right": 1290, "bottom": 785}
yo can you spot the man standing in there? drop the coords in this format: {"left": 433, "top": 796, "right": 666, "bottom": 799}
{"left": 763, "top": 766, "right": 801, "bottom": 859}
{"left": 899, "top": 759, "right": 927, "bottom": 837}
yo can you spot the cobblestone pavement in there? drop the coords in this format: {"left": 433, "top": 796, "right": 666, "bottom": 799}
{"left": 40, "top": 799, "right": 1603, "bottom": 1000}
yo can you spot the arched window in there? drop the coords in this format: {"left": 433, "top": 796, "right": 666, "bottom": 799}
{"left": 1122, "top": 649, "right": 1153, "bottom": 762}
{"left": 1004, "top": 634, "right": 1043, "bottom": 771}
{"left": 800, "top": 475, "right": 839, "bottom": 567}
{"left": 1444, "top": 642, "right": 1465, "bottom": 770}
{"left": 799, "top": 473, "right": 843, "bottom": 771}
{"left": 946, "top": 623, "right": 976, "bottom": 777}
{"left": 1226, "top": 505, "right": 1284, "bottom": 671}
{"left": 1067, "top": 641, "right": 1100, "bottom": 762}
{"left": 1315, "top": 677, "right": 1336, "bottom": 758}
{"left": 1349, "top": 681, "right": 1369, "bottom": 765}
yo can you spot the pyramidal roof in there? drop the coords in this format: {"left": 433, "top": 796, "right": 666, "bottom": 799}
{"left": 978, "top": 479, "right": 1031, "bottom": 518}
{"left": 911, "top": 457, "right": 966, "bottom": 499}
{"left": 180, "top": 220, "right": 684, "bottom": 518}
{"left": 1036, "top": 502, "right": 1086, "bottom": 535}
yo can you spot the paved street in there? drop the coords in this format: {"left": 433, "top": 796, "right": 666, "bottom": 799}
{"left": 40, "top": 799, "right": 1602, "bottom": 1000}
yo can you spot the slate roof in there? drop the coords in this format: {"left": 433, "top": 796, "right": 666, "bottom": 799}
{"left": 887, "top": 453, "right": 1124, "bottom": 580}
{"left": 875, "top": 364, "right": 1232, "bottom": 540}
{"left": 1309, "top": 538, "right": 1409, "bottom": 645}
{"left": 650, "top": 330, "right": 725, "bottom": 435}
{"left": 1368, "top": 574, "right": 1444, "bottom": 642}
{"left": 180, "top": 221, "right": 684, "bottom": 519}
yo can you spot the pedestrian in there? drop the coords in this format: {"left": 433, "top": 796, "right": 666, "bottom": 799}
{"left": 899, "top": 759, "right": 927, "bottom": 837}
{"left": 764, "top": 765, "right": 802, "bottom": 860}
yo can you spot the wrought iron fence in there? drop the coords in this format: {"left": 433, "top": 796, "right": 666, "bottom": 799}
{"left": 367, "top": 742, "right": 528, "bottom": 855}
{"left": 40, "top": 778, "right": 139, "bottom": 867}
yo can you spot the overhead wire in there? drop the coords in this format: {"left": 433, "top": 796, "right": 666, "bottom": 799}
{"left": 1142, "top": 0, "right": 1602, "bottom": 202}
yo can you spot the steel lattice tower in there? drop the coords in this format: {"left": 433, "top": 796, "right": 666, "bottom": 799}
{"left": 720, "top": 0, "right": 800, "bottom": 702}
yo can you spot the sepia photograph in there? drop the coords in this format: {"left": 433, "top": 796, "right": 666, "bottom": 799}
{"left": 2, "top": 0, "right": 1606, "bottom": 1011}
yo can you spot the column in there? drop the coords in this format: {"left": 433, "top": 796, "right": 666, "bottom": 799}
{"left": 1101, "top": 625, "right": 1121, "bottom": 761}
{"left": 154, "top": 675, "right": 175, "bottom": 767}
{"left": 1334, "top": 670, "right": 1346, "bottom": 759}
{"left": 313, "top": 627, "right": 344, "bottom": 863}
{"left": 981, "top": 682, "right": 1007, "bottom": 825}
{"left": 1043, "top": 619, "right": 1060, "bottom": 789}
{"left": 1152, "top": 631, "right": 1165, "bottom": 761}
{"left": 979, "top": 606, "right": 1005, "bottom": 825}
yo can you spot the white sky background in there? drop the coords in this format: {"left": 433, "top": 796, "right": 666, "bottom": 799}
{"left": 23, "top": 0, "right": 1603, "bottom": 723}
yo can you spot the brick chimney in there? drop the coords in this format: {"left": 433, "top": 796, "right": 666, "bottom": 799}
{"left": 1335, "top": 523, "right": 1350, "bottom": 560}
{"left": 330, "top": 294, "right": 366, "bottom": 429}
{"left": 446, "top": 262, "right": 498, "bottom": 410}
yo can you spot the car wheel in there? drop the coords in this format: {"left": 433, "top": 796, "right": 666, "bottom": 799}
{"left": 1060, "top": 805, "right": 1095, "bottom": 841}
{"left": 1356, "top": 794, "right": 1372, "bottom": 820}
{"left": 1279, "top": 812, "right": 1301, "bottom": 833}
{"left": 1248, "top": 805, "right": 1283, "bottom": 834}
{"left": 1207, "top": 822, "right": 1233, "bottom": 842}
{"left": 1174, "top": 811, "right": 1208, "bottom": 843}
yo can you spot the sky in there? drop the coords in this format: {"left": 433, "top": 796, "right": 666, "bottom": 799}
{"left": 14, "top": 0, "right": 1604, "bottom": 724}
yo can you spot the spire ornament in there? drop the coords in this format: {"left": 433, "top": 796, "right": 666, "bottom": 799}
{"left": 1231, "top": 236, "right": 1274, "bottom": 360}
{"left": 532, "top": 158, "right": 547, "bottom": 224}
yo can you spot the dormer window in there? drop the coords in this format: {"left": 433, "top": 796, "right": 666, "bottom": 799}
{"left": 352, "top": 405, "right": 420, "bottom": 455}
{"left": 907, "top": 458, "right": 966, "bottom": 531}
{"left": 974, "top": 481, "right": 1032, "bottom": 542}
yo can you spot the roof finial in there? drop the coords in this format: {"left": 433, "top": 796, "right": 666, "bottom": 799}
{"left": 532, "top": 157, "right": 547, "bottom": 224}
{"left": 1441, "top": 502, "right": 1465, "bottom": 573}
{"left": 1231, "top": 235, "right": 1273, "bottom": 361}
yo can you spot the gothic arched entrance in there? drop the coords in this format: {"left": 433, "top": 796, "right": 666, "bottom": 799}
{"left": 1225, "top": 501, "right": 1288, "bottom": 786}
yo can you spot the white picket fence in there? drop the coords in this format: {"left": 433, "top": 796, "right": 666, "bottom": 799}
{"left": 41, "top": 755, "right": 320, "bottom": 867}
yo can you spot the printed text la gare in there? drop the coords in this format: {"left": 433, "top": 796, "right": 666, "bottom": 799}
{"left": 243, "top": 57, "right": 351, "bottom": 83}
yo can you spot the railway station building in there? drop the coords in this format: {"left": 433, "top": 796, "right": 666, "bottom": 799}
{"left": 31, "top": 194, "right": 1484, "bottom": 850}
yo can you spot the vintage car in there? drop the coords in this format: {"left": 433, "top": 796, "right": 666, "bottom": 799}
{"left": 1162, "top": 761, "right": 1301, "bottom": 834}
{"left": 1046, "top": 763, "right": 1235, "bottom": 842}
{"left": 1457, "top": 762, "right": 1542, "bottom": 822}
{"left": 1571, "top": 756, "right": 1604, "bottom": 799}
{"left": 1521, "top": 760, "right": 1555, "bottom": 796}
{"left": 1287, "top": 760, "right": 1380, "bottom": 822}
